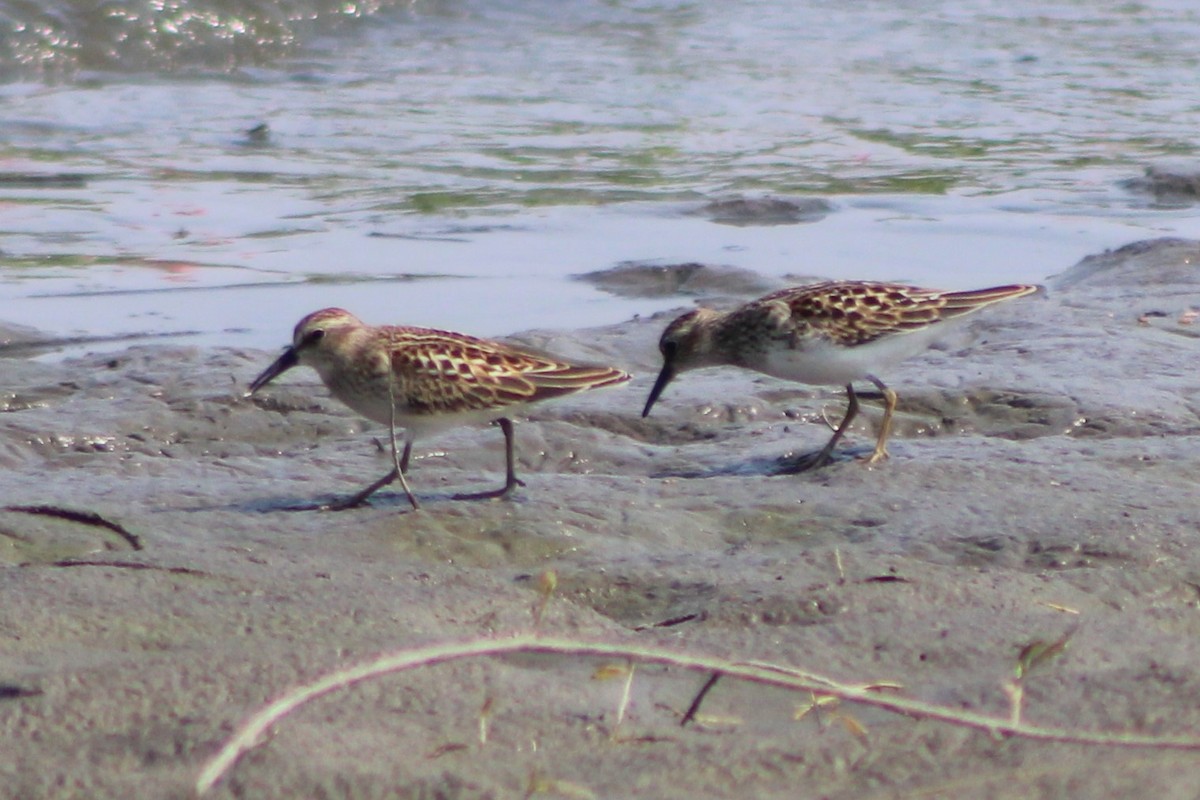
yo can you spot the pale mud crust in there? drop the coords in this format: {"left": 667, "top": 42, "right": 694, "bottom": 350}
{"left": 2, "top": 238, "right": 1200, "bottom": 799}
{"left": 575, "top": 260, "right": 783, "bottom": 300}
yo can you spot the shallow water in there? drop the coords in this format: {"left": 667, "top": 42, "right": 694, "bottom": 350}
{"left": 2, "top": 0, "right": 1200, "bottom": 357}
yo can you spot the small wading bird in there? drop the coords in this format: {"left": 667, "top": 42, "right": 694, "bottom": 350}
{"left": 642, "top": 280, "right": 1040, "bottom": 469}
{"left": 248, "top": 308, "right": 630, "bottom": 510}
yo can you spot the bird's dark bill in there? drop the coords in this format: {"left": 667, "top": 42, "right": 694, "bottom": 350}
{"left": 641, "top": 363, "right": 676, "bottom": 417}
{"left": 248, "top": 347, "right": 299, "bottom": 395}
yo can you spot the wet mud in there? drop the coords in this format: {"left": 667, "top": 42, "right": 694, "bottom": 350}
{"left": 2, "top": 239, "right": 1200, "bottom": 798}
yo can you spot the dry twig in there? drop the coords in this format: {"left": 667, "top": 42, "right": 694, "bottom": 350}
{"left": 195, "top": 633, "right": 1200, "bottom": 795}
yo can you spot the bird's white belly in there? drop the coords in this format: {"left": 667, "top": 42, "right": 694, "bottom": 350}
{"left": 752, "top": 326, "right": 949, "bottom": 386}
{"left": 333, "top": 388, "right": 394, "bottom": 426}
{"left": 331, "top": 383, "right": 518, "bottom": 438}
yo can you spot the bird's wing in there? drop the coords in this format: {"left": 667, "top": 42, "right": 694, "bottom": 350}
{"left": 388, "top": 329, "right": 628, "bottom": 414}
{"left": 752, "top": 282, "right": 955, "bottom": 347}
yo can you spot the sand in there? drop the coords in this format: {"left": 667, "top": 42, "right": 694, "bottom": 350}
{"left": 3, "top": 238, "right": 1200, "bottom": 799}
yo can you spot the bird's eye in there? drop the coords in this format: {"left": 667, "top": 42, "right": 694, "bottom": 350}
{"left": 662, "top": 340, "right": 677, "bottom": 358}
{"left": 303, "top": 329, "right": 326, "bottom": 347}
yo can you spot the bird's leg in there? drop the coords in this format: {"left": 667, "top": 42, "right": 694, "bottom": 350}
{"left": 786, "top": 384, "right": 859, "bottom": 473}
{"left": 325, "top": 462, "right": 401, "bottom": 511}
{"left": 864, "top": 375, "right": 897, "bottom": 466}
{"left": 452, "top": 417, "right": 525, "bottom": 501}
{"left": 387, "top": 376, "right": 420, "bottom": 509}
{"left": 498, "top": 417, "right": 527, "bottom": 493}
{"left": 815, "top": 383, "right": 860, "bottom": 467}
{"left": 325, "top": 374, "right": 419, "bottom": 511}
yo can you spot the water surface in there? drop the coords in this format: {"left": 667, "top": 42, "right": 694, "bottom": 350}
{"left": 2, "top": 0, "right": 1199, "bottom": 355}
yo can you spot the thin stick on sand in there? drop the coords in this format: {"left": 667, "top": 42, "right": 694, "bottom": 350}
{"left": 196, "top": 633, "right": 1200, "bottom": 794}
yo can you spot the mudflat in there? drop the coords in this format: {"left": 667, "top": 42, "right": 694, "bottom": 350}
{"left": 3, "top": 239, "right": 1200, "bottom": 799}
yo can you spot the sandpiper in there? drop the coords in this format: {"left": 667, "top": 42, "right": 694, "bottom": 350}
{"left": 248, "top": 308, "right": 631, "bottom": 510}
{"left": 642, "top": 280, "right": 1040, "bottom": 469}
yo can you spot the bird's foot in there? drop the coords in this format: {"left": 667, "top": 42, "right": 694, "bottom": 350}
{"left": 451, "top": 477, "right": 525, "bottom": 502}
{"left": 777, "top": 449, "right": 837, "bottom": 474}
